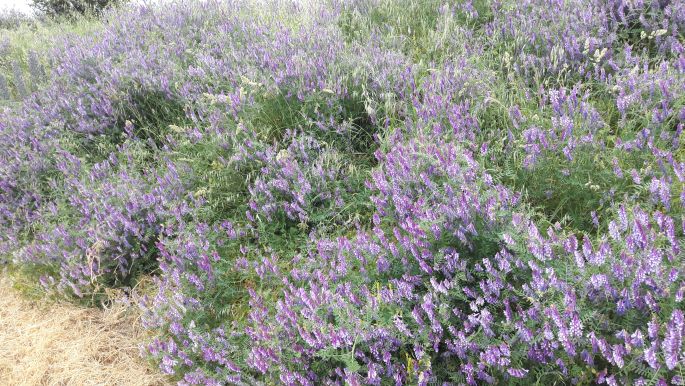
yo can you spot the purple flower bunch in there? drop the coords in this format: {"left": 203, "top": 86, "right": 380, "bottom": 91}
{"left": 142, "top": 220, "right": 255, "bottom": 385}
{"left": 236, "top": 128, "right": 685, "bottom": 384}
{"left": 246, "top": 132, "right": 349, "bottom": 225}
{"left": 14, "top": 141, "right": 189, "bottom": 297}
{"left": 238, "top": 133, "right": 526, "bottom": 384}
{"left": 0, "top": 104, "right": 65, "bottom": 257}
{"left": 488, "top": 0, "right": 684, "bottom": 80}
{"left": 410, "top": 60, "right": 491, "bottom": 143}
{"left": 520, "top": 85, "right": 606, "bottom": 167}
{"left": 613, "top": 52, "right": 685, "bottom": 127}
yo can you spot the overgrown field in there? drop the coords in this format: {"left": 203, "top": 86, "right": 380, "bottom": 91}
{"left": 1, "top": 0, "right": 684, "bottom": 384}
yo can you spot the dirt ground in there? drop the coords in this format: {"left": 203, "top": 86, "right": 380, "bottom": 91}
{"left": 0, "top": 276, "right": 170, "bottom": 386}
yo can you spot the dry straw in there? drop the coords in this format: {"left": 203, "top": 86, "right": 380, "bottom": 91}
{"left": 0, "top": 275, "right": 170, "bottom": 386}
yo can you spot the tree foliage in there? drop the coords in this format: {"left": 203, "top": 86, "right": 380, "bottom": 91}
{"left": 31, "top": 0, "right": 120, "bottom": 17}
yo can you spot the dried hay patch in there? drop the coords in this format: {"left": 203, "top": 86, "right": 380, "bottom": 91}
{"left": 0, "top": 276, "right": 170, "bottom": 386}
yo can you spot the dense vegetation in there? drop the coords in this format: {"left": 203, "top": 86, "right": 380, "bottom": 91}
{"left": 1, "top": 0, "right": 684, "bottom": 384}
{"left": 30, "top": 0, "right": 121, "bottom": 17}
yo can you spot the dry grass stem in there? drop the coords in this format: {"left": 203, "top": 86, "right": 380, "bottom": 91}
{"left": 0, "top": 276, "right": 170, "bottom": 386}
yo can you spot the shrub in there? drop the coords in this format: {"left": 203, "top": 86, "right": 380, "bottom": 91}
{"left": 0, "top": 10, "right": 34, "bottom": 30}
{"left": 14, "top": 141, "right": 190, "bottom": 299}
{"left": 31, "top": 0, "right": 121, "bottom": 17}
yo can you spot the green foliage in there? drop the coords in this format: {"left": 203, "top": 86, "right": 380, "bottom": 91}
{"left": 0, "top": 10, "right": 34, "bottom": 30}
{"left": 338, "top": 0, "right": 492, "bottom": 62}
{"left": 31, "top": 0, "right": 122, "bottom": 17}
{"left": 0, "top": 14, "right": 102, "bottom": 102}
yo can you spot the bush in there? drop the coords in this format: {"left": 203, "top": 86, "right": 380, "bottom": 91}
{"left": 31, "top": 0, "right": 120, "bottom": 17}
{"left": 0, "top": 10, "right": 34, "bottom": 30}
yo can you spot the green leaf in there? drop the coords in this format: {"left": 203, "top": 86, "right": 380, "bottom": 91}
{"left": 342, "top": 351, "right": 361, "bottom": 373}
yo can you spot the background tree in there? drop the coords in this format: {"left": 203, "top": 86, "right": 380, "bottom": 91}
{"left": 30, "top": 0, "right": 121, "bottom": 17}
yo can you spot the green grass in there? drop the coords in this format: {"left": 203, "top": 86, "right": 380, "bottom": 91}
{"left": 0, "top": 13, "right": 102, "bottom": 101}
